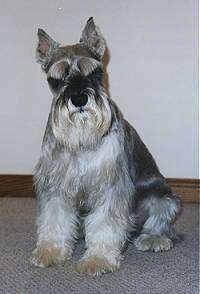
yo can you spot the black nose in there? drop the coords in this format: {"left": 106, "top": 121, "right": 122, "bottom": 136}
{"left": 70, "top": 94, "right": 88, "bottom": 108}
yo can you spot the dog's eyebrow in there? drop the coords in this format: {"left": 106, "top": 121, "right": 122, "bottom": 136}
{"left": 77, "top": 57, "right": 102, "bottom": 76}
{"left": 47, "top": 59, "right": 69, "bottom": 79}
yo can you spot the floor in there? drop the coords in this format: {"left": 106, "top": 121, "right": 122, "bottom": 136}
{"left": 0, "top": 198, "right": 199, "bottom": 294}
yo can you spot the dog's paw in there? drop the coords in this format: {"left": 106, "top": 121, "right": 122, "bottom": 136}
{"left": 75, "top": 256, "right": 119, "bottom": 276}
{"left": 30, "top": 241, "right": 72, "bottom": 268}
{"left": 135, "top": 234, "right": 173, "bottom": 252}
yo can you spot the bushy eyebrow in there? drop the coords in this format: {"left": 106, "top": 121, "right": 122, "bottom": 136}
{"left": 47, "top": 59, "right": 69, "bottom": 79}
{"left": 77, "top": 57, "right": 102, "bottom": 76}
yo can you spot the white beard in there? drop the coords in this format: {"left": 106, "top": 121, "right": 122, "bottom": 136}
{"left": 51, "top": 91, "right": 111, "bottom": 152}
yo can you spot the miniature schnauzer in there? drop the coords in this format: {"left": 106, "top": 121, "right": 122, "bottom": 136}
{"left": 31, "top": 18, "right": 181, "bottom": 276}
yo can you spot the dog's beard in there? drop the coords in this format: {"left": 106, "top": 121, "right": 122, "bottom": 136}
{"left": 52, "top": 89, "right": 111, "bottom": 152}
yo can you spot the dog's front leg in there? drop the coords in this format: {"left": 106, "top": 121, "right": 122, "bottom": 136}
{"left": 31, "top": 194, "right": 78, "bottom": 268}
{"left": 75, "top": 185, "right": 131, "bottom": 276}
{"left": 75, "top": 212, "right": 126, "bottom": 275}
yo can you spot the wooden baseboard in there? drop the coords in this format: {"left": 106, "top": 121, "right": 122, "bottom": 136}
{"left": 166, "top": 178, "right": 199, "bottom": 203}
{"left": 0, "top": 175, "right": 34, "bottom": 198}
{"left": 0, "top": 175, "right": 199, "bottom": 203}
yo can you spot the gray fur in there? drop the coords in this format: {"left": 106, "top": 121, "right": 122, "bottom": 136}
{"left": 31, "top": 18, "right": 181, "bottom": 275}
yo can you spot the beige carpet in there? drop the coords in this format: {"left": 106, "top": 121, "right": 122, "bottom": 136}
{"left": 0, "top": 198, "right": 199, "bottom": 294}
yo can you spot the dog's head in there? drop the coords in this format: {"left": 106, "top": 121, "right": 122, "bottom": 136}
{"left": 36, "top": 17, "right": 111, "bottom": 151}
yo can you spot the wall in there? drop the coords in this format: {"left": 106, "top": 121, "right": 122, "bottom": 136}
{"left": 0, "top": 0, "right": 198, "bottom": 178}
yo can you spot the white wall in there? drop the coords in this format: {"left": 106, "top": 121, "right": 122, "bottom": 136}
{"left": 0, "top": 0, "right": 198, "bottom": 178}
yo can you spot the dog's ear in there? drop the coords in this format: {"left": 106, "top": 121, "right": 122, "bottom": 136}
{"left": 36, "top": 29, "right": 59, "bottom": 68}
{"left": 80, "top": 17, "right": 106, "bottom": 60}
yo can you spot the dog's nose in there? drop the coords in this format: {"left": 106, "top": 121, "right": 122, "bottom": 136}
{"left": 70, "top": 94, "right": 88, "bottom": 108}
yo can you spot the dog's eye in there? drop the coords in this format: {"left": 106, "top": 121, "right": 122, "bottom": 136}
{"left": 47, "top": 77, "right": 63, "bottom": 92}
{"left": 64, "top": 68, "right": 69, "bottom": 79}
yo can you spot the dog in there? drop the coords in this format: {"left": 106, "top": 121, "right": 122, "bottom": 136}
{"left": 31, "top": 17, "right": 181, "bottom": 276}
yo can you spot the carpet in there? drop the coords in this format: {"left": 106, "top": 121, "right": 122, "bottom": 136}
{"left": 0, "top": 198, "right": 199, "bottom": 294}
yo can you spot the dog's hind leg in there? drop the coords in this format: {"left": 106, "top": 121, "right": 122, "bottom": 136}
{"left": 127, "top": 129, "right": 182, "bottom": 252}
{"left": 135, "top": 187, "right": 181, "bottom": 252}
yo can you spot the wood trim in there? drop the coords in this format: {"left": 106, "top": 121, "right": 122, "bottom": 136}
{"left": 166, "top": 178, "right": 199, "bottom": 203}
{"left": 0, "top": 175, "right": 199, "bottom": 203}
{"left": 0, "top": 175, "right": 34, "bottom": 198}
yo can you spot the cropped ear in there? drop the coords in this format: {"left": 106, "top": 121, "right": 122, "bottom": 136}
{"left": 80, "top": 17, "right": 106, "bottom": 60}
{"left": 36, "top": 28, "right": 59, "bottom": 69}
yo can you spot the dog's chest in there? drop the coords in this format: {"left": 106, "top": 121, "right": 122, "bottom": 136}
{"left": 75, "top": 138, "right": 114, "bottom": 183}
{"left": 65, "top": 132, "right": 120, "bottom": 194}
